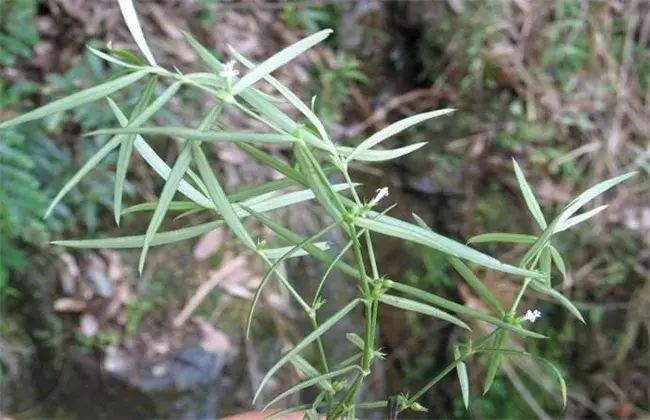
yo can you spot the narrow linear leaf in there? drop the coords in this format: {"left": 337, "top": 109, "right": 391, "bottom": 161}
{"left": 139, "top": 142, "right": 193, "bottom": 274}
{"left": 289, "top": 355, "right": 333, "bottom": 391}
{"left": 52, "top": 220, "right": 224, "bottom": 249}
{"left": 233, "top": 29, "right": 332, "bottom": 95}
{"left": 448, "top": 256, "right": 504, "bottom": 315}
{"left": 338, "top": 142, "right": 429, "bottom": 162}
{"left": 540, "top": 245, "right": 552, "bottom": 286}
{"left": 294, "top": 140, "right": 345, "bottom": 222}
{"left": 107, "top": 98, "right": 213, "bottom": 208}
{"left": 548, "top": 245, "right": 567, "bottom": 279}
{"left": 117, "top": 0, "right": 157, "bottom": 66}
{"left": 87, "top": 46, "right": 143, "bottom": 70}
{"left": 122, "top": 201, "right": 200, "bottom": 215}
{"left": 345, "top": 109, "right": 454, "bottom": 163}
{"left": 259, "top": 242, "right": 330, "bottom": 260}
{"left": 114, "top": 76, "right": 158, "bottom": 224}
{"left": 512, "top": 159, "right": 547, "bottom": 230}
{"left": 183, "top": 31, "right": 224, "bottom": 73}
{"left": 264, "top": 365, "right": 359, "bottom": 409}
{"left": 89, "top": 127, "right": 297, "bottom": 145}
{"left": 379, "top": 294, "right": 471, "bottom": 330}
{"left": 387, "top": 281, "right": 546, "bottom": 339}
{"left": 555, "top": 205, "right": 609, "bottom": 233}
{"left": 467, "top": 233, "right": 538, "bottom": 245}
{"left": 0, "top": 69, "right": 149, "bottom": 130}
{"left": 230, "top": 46, "right": 332, "bottom": 147}
{"left": 520, "top": 219, "right": 559, "bottom": 269}
{"left": 528, "top": 281, "right": 585, "bottom": 323}
{"left": 245, "top": 220, "right": 340, "bottom": 337}
{"left": 253, "top": 299, "right": 361, "bottom": 403}
{"left": 237, "top": 142, "right": 305, "bottom": 183}
{"left": 555, "top": 171, "right": 637, "bottom": 228}
{"left": 45, "top": 135, "right": 124, "bottom": 217}
{"left": 454, "top": 347, "right": 470, "bottom": 409}
{"left": 475, "top": 349, "right": 567, "bottom": 409}
{"left": 483, "top": 329, "right": 508, "bottom": 394}
{"left": 241, "top": 201, "right": 359, "bottom": 279}
{"left": 355, "top": 214, "right": 541, "bottom": 279}
{"left": 345, "top": 333, "right": 365, "bottom": 350}
{"left": 192, "top": 142, "right": 256, "bottom": 250}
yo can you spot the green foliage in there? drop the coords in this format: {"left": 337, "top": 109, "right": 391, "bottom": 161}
{"left": 0, "top": 0, "right": 39, "bottom": 67}
{"left": 0, "top": 3, "right": 636, "bottom": 418}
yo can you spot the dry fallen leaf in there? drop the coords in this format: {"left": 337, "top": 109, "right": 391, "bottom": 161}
{"left": 193, "top": 229, "right": 227, "bottom": 262}
{"left": 59, "top": 253, "right": 80, "bottom": 295}
{"left": 194, "top": 316, "right": 233, "bottom": 354}
{"left": 54, "top": 298, "right": 87, "bottom": 312}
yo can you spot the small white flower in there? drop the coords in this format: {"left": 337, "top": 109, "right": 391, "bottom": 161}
{"left": 219, "top": 60, "right": 239, "bottom": 79}
{"left": 523, "top": 309, "right": 542, "bottom": 323}
{"left": 369, "top": 187, "right": 389, "bottom": 206}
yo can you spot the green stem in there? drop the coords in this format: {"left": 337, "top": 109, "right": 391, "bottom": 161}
{"left": 310, "top": 314, "right": 330, "bottom": 374}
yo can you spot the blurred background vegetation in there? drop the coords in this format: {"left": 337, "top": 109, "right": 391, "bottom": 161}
{"left": 0, "top": 0, "right": 648, "bottom": 419}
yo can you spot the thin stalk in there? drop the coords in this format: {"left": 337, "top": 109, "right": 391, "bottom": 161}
{"left": 406, "top": 329, "right": 502, "bottom": 407}
{"left": 329, "top": 222, "right": 373, "bottom": 419}
{"left": 510, "top": 277, "right": 532, "bottom": 315}
{"left": 310, "top": 314, "right": 330, "bottom": 373}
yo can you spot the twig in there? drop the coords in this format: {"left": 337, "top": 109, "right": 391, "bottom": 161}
{"left": 173, "top": 256, "right": 248, "bottom": 327}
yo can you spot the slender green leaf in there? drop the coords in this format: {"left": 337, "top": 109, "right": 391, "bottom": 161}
{"left": 512, "top": 159, "right": 547, "bottom": 230}
{"left": 264, "top": 365, "right": 359, "bottom": 409}
{"left": 528, "top": 281, "right": 585, "bottom": 323}
{"left": 237, "top": 143, "right": 305, "bottom": 183}
{"left": 45, "top": 135, "right": 124, "bottom": 217}
{"left": 192, "top": 142, "right": 256, "bottom": 250}
{"left": 230, "top": 46, "right": 332, "bottom": 148}
{"left": 107, "top": 98, "right": 213, "bottom": 208}
{"left": 138, "top": 104, "right": 222, "bottom": 272}
{"left": 87, "top": 46, "right": 143, "bottom": 70}
{"left": 242, "top": 202, "right": 358, "bottom": 278}
{"left": 294, "top": 140, "right": 346, "bottom": 222}
{"left": 139, "top": 142, "right": 193, "bottom": 274}
{"left": 117, "top": 0, "right": 157, "bottom": 66}
{"left": 548, "top": 245, "right": 567, "bottom": 279}
{"left": 338, "top": 142, "right": 429, "bottom": 162}
{"left": 475, "top": 349, "right": 567, "bottom": 409}
{"left": 245, "top": 220, "right": 340, "bottom": 337}
{"left": 89, "top": 126, "right": 297, "bottom": 144}
{"left": 454, "top": 346, "right": 470, "bottom": 409}
{"left": 114, "top": 76, "right": 158, "bottom": 224}
{"left": 289, "top": 355, "right": 335, "bottom": 394}
{"left": 483, "top": 329, "right": 508, "bottom": 394}
{"left": 555, "top": 205, "right": 608, "bottom": 233}
{"left": 520, "top": 219, "right": 559, "bottom": 269}
{"left": 345, "top": 333, "right": 365, "bottom": 350}
{"left": 387, "top": 281, "right": 546, "bottom": 338}
{"left": 122, "top": 201, "right": 200, "bottom": 215}
{"left": 183, "top": 31, "right": 224, "bottom": 73}
{"left": 540, "top": 245, "right": 552, "bottom": 286}
{"left": 379, "top": 294, "right": 471, "bottom": 330}
{"left": 0, "top": 69, "right": 149, "bottom": 130}
{"left": 467, "top": 233, "right": 538, "bottom": 245}
{"left": 253, "top": 299, "right": 361, "bottom": 403}
{"left": 52, "top": 220, "right": 224, "bottom": 249}
{"left": 448, "top": 257, "right": 504, "bottom": 315}
{"left": 355, "top": 213, "right": 541, "bottom": 279}
{"left": 555, "top": 171, "right": 637, "bottom": 229}
{"left": 259, "top": 242, "right": 330, "bottom": 260}
{"left": 345, "top": 109, "right": 454, "bottom": 163}
{"left": 232, "top": 29, "right": 332, "bottom": 95}
{"left": 355, "top": 401, "right": 389, "bottom": 410}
